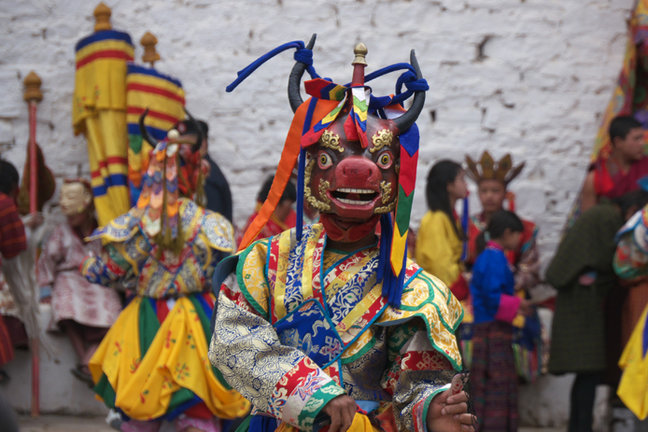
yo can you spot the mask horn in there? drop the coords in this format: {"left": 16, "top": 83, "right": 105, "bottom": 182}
{"left": 392, "top": 50, "right": 426, "bottom": 133}
{"left": 288, "top": 34, "right": 317, "bottom": 113}
{"left": 139, "top": 108, "right": 159, "bottom": 147}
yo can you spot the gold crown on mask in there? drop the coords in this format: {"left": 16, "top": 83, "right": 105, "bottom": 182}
{"left": 465, "top": 151, "right": 525, "bottom": 185}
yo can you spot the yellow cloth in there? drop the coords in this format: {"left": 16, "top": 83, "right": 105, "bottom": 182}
{"left": 84, "top": 110, "right": 131, "bottom": 226}
{"left": 126, "top": 66, "right": 186, "bottom": 193}
{"left": 73, "top": 34, "right": 133, "bottom": 226}
{"left": 415, "top": 210, "right": 464, "bottom": 287}
{"left": 89, "top": 298, "right": 142, "bottom": 404}
{"left": 89, "top": 297, "right": 250, "bottom": 420}
{"left": 618, "top": 304, "right": 648, "bottom": 420}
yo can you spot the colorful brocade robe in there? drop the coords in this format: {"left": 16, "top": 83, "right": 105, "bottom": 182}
{"left": 83, "top": 198, "right": 234, "bottom": 298}
{"left": 614, "top": 205, "right": 648, "bottom": 420}
{"left": 81, "top": 198, "right": 250, "bottom": 421}
{"left": 209, "top": 223, "right": 464, "bottom": 432}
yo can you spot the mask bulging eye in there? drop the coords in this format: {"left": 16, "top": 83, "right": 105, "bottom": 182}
{"left": 318, "top": 151, "right": 333, "bottom": 169}
{"left": 377, "top": 151, "right": 393, "bottom": 169}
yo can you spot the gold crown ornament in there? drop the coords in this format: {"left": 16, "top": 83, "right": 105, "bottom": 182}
{"left": 465, "top": 151, "right": 525, "bottom": 185}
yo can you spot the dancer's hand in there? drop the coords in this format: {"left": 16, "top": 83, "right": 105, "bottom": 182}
{"left": 427, "top": 375, "right": 476, "bottom": 432}
{"left": 321, "top": 395, "right": 357, "bottom": 432}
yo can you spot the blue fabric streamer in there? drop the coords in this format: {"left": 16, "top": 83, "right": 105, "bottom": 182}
{"left": 460, "top": 197, "right": 469, "bottom": 261}
{"left": 378, "top": 213, "right": 405, "bottom": 307}
{"left": 377, "top": 213, "right": 392, "bottom": 284}
{"left": 226, "top": 41, "right": 319, "bottom": 92}
{"left": 296, "top": 149, "right": 306, "bottom": 242}
{"left": 643, "top": 311, "right": 648, "bottom": 357}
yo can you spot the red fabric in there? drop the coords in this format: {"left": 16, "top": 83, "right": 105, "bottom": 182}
{"left": 239, "top": 208, "right": 297, "bottom": 244}
{"left": 467, "top": 213, "right": 536, "bottom": 266}
{"left": 184, "top": 401, "right": 213, "bottom": 420}
{"left": 0, "top": 193, "right": 27, "bottom": 260}
{"left": 449, "top": 274, "right": 469, "bottom": 301}
{"left": 156, "top": 299, "right": 170, "bottom": 323}
{"left": 592, "top": 155, "right": 648, "bottom": 199}
{"left": 0, "top": 314, "right": 14, "bottom": 367}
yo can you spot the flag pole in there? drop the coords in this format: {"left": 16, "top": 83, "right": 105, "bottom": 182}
{"left": 23, "top": 70, "right": 42, "bottom": 417}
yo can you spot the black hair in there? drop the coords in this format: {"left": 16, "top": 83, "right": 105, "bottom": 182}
{"left": 0, "top": 159, "right": 19, "bottom": 195}
{"left": 197, "top": 120, "right": 208, "bottom": 136}
{"left": 476, "top": 209, "right": 524, "bottom": 255}
{"left": 609, "top": 115, "right": 642, "bottom": 144}
{"left": 174, "top": 119, "right": 209, "bottom": 137}
{"left": 258, "top": 175, "right": 297, "bottom": 204}
{"left": 425, "top": 159, "right": 464, "bottom": 239}
{"left": 613, "top": 189, "right": 648, "bottom": 219}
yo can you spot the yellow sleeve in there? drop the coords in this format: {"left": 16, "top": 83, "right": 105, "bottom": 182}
{"left": 415, "top": 211, "right": 461, "bottom": 286}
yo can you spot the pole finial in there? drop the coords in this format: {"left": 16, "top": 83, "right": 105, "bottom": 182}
{"left": 94, "top": 2, "right": 112, "bottom": 32}
{"left": 352, "top": 43, "right": 368, "bottom": 67}
{"left": 23, "top": 71, "right": 43, "bottom": 103}
{"left": 141, "top": 31, "right": 161, "bottom": 67}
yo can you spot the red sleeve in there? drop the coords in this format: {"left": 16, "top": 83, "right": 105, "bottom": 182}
{"left": 0, "top": 194, "right": 27, "bottom": 259}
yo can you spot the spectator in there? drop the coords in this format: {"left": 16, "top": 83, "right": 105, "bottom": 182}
{"left": 415, "top": 159, "right": 469, "bottom": 299}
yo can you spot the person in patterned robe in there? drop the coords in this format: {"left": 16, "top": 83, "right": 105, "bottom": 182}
{"left": 81, "top": 114, "right": 249, "bottom": 432}
{"left": 209, "top": 38, "right": 474, "bottom": 432}
{"left": 37, "top": 179, "right": 122, "bottom": 384}
{"left": 614, "top": 201, "right": 648, "bottom": 424}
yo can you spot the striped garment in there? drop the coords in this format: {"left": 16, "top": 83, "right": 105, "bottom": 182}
{"left": 0, "top": 193, "right": 26, "bottom": 260}
{"left": 470, "top": 321, "right": 518, "bottom": 432}
{"left": 73, "top": 29, "right": 134, "bottom": 226}
{"left": 0, "top": 192, "right": 24, "bottom": 368}
{"left": 125, "top": 63, "right": 185, "bottom": 205}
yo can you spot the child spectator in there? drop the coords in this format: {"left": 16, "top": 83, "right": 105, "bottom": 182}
{"left": 469, "top": 210, "right": 533, "bottom": 432}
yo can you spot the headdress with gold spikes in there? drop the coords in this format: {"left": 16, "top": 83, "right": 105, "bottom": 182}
{"left": 465, "top": 151, "right": 525, "bottom": 186}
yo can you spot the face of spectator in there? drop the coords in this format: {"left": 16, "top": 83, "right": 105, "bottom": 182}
{"left": 478, "top": 179, "right": 506, "bottom": 214}
{"left": 446, "top": 170, "right": 469, "bottom": 202}
{"left": 274, "top": 200, "right": 294, "bottom": 223}
{"left": 501, "top": 228, "right": 522, "bottom": 251}
{"left": 614, "top": 127, "right": 645, "bottom": 162}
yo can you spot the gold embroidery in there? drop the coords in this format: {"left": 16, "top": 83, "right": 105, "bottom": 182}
{"left": 380, "top": 180, "right": 392, "bottom": 204}
{"left": 370, "top": 129, "right": 393, "bottom": 153}
{"left": 320, "top": 130, "right": 343, "bottom": 153}
{"left": 304, "top": 159, "right": 332, "bottom": 211}
{"left": 374, "top": 201, "right": 396, "bottom": 214}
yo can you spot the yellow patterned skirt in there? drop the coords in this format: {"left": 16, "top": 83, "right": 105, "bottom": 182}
{"left": 89, "top": 294, "right": 250, "bottom": 421}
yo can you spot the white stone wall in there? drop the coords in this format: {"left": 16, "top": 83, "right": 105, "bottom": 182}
{"left": 0, "top": 0, "right": 637, "bottom": 424}
{"left": 0, "top": 0, "right": 634, "bottom": 255}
